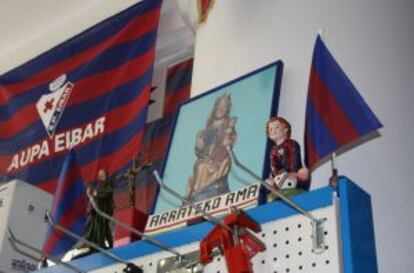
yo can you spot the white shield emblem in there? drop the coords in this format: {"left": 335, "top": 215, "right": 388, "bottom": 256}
{"left": 36, "top": 74, "right": 74, "bottom": 137}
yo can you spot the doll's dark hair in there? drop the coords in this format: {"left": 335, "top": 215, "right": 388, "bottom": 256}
{"left": 266, "top": 116, "right": 291, "bottom": 139}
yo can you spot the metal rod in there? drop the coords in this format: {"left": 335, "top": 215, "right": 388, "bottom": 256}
{"left": 227, "top": 147, "right": 319, "bottom": 222}
{"left": 86, "top": 191, "right": 181, "bottom": 257}
{"left": 331, "top": 152, "right": 337, "bottom": 171}
{"left": 7, "top": 228, "right": 85, "bottom": 273}
{"left": 45, "top": 212, "right": 133, "bottom": 266}
{"left": 153, "top": 170, "right": 233, "bottom": 233}
{"left": 227, "top": 147, "right": 326, "bottom": 251}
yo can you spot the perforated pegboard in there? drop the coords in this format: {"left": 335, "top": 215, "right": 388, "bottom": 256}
{"left": 37, "top": 178, "right": 379, "bottom": 273}
{"left": 89, "top": 199, "right": 342, "bottom": 273}
{"left": 249, "top": 201, "right": 342, "bottom": 273}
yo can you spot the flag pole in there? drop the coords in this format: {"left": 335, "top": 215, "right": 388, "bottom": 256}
{"left": 317, "top": 28, "right": 339, "bottom": 189}
{"left": 329, "top": 152, "right": 339, "bottom": 189}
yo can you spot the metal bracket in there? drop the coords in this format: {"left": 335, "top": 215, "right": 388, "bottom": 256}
{"left": 157, "top": 250, "right": 204, "bottom": 273}
{"left": 7, "top": 228, "right": 85, "bottom": 273}
{"left": 312, "top": 218, "right": 327, "bottom": 253}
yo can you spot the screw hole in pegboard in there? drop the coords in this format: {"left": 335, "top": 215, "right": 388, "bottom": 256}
{"left": 298, "top": 237, "right": 302, "bottom": 242}
{"left": 285, "top": 240, "right": 289, "bottom": 245}
{"left": 299, "top": 265, "right": 303, "bottom": 270}
{"left": 297, "top": 223, "right": 302, "bottom": 228}
{"left": 312, "top": 262, "right": 316, "bottom": 267}
{"left": 273, "top": 257, "right": 278, "bottom": 262}
{"left": 285, "top": 227, "right": 289, "bottom": 232}
{"left": 273, "top": 230, "right": 277, "bottom": 234}
{"left": 273, "top": 243, "right": 277, "bottom": 248}
{"left": 324, "top": 231, "right": 328, "bottom": 235}
{"left": 149, "top": 262, "right": 152, "bottom": 267}
{"left": 326, "top": 260, "right": 330, "bottom": 264}
{"left": 261, "top": 260, "right": 265, "bottom": 264}
{"left": 298, "top": 251, "right": 302, "bottom": 256}
{"left": 286, "top": 268, "right": 290, "bottom": 272}
{"left": 262, "top": 233, "right": 266, "bottom": 238}
{"left": 285, "top": 254, "right": 290, "bottom": 259}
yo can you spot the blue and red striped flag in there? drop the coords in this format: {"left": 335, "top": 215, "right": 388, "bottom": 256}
{"left": 304, "top": 35, "right": 383, "bottom": 169}
{"left": 43, "top": 150, "right": 87, "bottom": 257}
{"left": 164, "top": 58, "right": 193, "bottom": 116}
{"left": 117, "top": 58, "right": 193, "bottom": 213}
{"left": 0, "top": 0, "right": 163, "bottom": 192}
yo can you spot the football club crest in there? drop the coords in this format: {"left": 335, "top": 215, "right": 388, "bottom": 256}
{"left": 36, "top": 74, "right": 74, "bottom": 137}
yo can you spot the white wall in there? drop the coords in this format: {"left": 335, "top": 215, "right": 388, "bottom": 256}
{"left": 192, "top": 0, "right": 414, "bottom": 272}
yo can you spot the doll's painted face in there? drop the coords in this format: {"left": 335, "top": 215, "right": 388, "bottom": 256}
{"left": 267, "top": 120, "right": 288, "bottom": 144}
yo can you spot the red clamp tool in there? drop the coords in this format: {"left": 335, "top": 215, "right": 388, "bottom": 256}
{"left": 199, "top": 209, "right": 266, "bottom": 273}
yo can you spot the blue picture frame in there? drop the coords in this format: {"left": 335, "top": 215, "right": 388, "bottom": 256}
{"left": 153, "top": 61, "right": 284, "bottom": 214}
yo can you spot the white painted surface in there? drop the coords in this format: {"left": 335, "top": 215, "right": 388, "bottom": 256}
{"left": 192, "top": 1, "right": 414, "bottom": 272}
{"left": 0, "top": 180, "right": 52, "bottom": 273}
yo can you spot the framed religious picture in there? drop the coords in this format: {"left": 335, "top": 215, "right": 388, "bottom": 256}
{"left": 145, "top": 61, "right": 283, "bottom": 234}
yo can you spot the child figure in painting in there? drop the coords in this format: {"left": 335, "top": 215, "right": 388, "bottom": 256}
{"left": 186, "top": 94, "right": 237, "bottom": 203}
{"left": 266, "top": 117, "right": 310, "bottom": 202}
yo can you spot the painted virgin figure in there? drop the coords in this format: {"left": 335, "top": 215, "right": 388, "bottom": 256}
{"left": 187, "top": 94, "right": 237, "bottom": 202}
